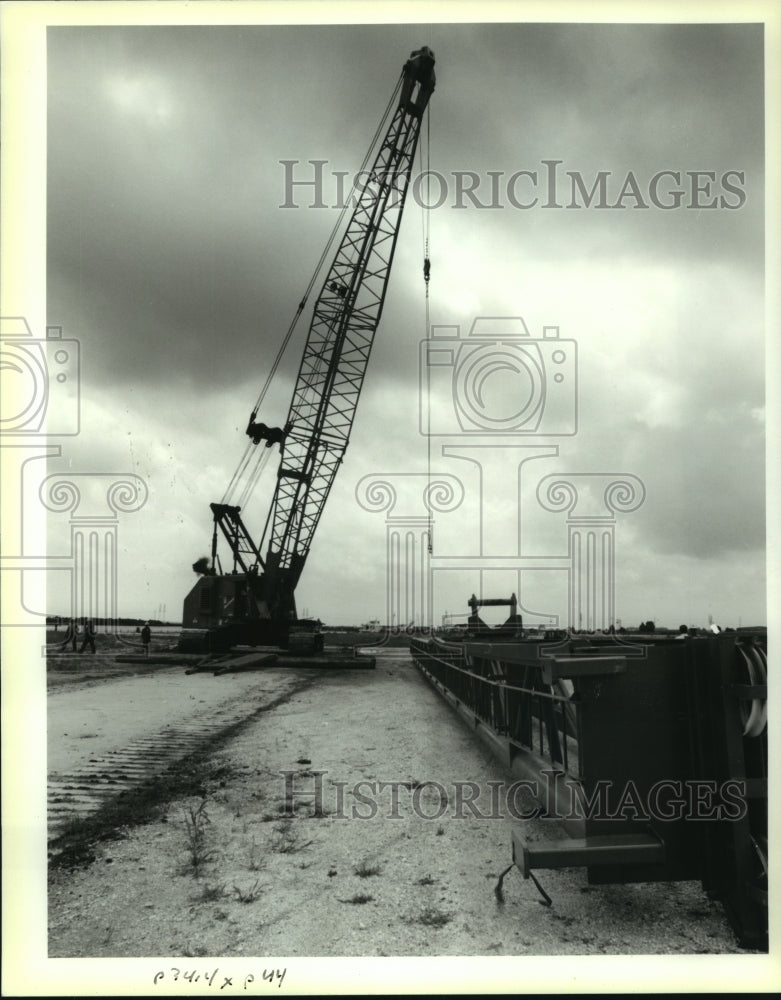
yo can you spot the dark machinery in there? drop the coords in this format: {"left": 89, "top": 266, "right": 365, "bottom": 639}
{"left": 466, "top": 593, "right": 524, "bottom": 636}
{"left": 411, "top": 623, "right": 768, "bottom": 949}
{"left": 180, "top": 47, "right": 436, "bottom": 653}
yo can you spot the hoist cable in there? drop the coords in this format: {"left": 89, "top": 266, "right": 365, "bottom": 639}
{"left": 422, "top": 104, "right": 434, "bottom": 558}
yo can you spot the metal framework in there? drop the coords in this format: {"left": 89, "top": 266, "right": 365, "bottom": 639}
{"left": 212, "top": 47, "right": 435, "bottom": 621}
{"left": 209, "top": 502, "right": 263, "bottom": 574}
{"left": 410, "top": 629, "right": 768, "bottom": 950}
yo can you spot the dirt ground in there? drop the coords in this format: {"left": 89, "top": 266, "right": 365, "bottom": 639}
{"left": 47, "top": 662, "right": 301, "bottom": 775}
{"left": 45, "top": 648, "right": 755, "bottom": 968}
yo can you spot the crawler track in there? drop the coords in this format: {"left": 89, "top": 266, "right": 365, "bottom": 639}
{"left": 48, "top": 725, "right": 226, "bottom": 839}
{"left": 47, "top": 673, "right": 315, "bottom": 851}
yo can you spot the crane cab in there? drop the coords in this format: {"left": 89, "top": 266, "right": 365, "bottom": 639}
{"left": 179, "top": 572, "right": 272, "bottom": 652}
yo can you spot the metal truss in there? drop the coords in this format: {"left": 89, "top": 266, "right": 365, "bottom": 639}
{"left": 263, "top": 75, "right": 430, "bottom": 599}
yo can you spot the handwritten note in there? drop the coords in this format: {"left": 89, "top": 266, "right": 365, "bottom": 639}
{"left": 152, "top": 967, "right": 287, "bottom": 990}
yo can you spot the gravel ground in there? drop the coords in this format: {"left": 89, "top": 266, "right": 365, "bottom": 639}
{"left": 44, "top": 651, "right": 761, "bottom": 977}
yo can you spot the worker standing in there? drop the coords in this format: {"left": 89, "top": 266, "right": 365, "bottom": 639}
{"left": 141, "top": 622, "right": 151, "bottom": 657}
{"left": 62, "top": 619, "right": 78, "bottom": 652}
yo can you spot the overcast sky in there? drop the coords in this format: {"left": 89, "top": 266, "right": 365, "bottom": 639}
{"left": 40, "top": 18, "right": 768, "bottom": 628}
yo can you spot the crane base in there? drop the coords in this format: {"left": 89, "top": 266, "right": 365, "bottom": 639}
{"left": 177, "top": 629, "right": 232, "bottom": 654}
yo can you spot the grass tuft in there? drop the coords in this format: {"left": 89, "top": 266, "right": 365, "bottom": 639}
{"left": 353, "top": 860, "right": 382, "bottom": 878}
{"left": 191, "top": 882, "right": 227, "bottom": 903}
{"left": 416, "top": 905, "right": 452, "bottom": 927}
{"left": 248, "top": 836, "right": 267, "bottom": 872}
{"left": 270, "top": 819, "right": 312, "bottom": 855}
{"left": 233, "top": 879, "right": 263, "bottom": 903}
{"left": 181, "top": 800, "right": 214, "bottom": 877}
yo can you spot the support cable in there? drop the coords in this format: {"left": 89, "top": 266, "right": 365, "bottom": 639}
{"left": 248, "top": 74, "right": 403, "bottom": 419}
{"left": 221, "top": 75, "right": 403, "bottom": 510}
{"left": 236, "top": 445, "right": 274, "bottom": 512}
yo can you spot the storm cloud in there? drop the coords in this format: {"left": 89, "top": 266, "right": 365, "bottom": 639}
{"left": 42, "top": 20, "right": 766, "bottom": 628}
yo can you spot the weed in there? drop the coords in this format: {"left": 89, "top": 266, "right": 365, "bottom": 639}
{"left": 191, "top": 882, "right": 227, "bottom": 903}
{"left": 341, "top": 893, "right": 374, "bottom": 905}
{"left": 233, "top": 880, "right": 263, "bottom": 903}
{"left": 436, "top": 825, "right": 445, "bottom": 836}
{"left": 270, "top": 820, "right": 311, "bottom": 855}
{"left": 416, "top": 905, "right": 452, "bottom": 928}
{"left": 248, "top": 836, "right": 267, "bottom": 872}
{"left": 416, "top": 875, "right": 436, "bottom": 886}
{"left": 354, "top": 861, "right": 381, "bottom": 878}
{"left": 181, "top": 800, "right": 214, "bottom": 877}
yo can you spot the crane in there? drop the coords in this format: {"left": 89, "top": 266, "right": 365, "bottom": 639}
{"left": 179, "top": 46, "right": 436, "bottom": 653}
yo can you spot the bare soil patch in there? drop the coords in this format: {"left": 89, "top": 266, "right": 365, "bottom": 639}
{"left": 47, "top": 653, "right": 748, "bottom": 958}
